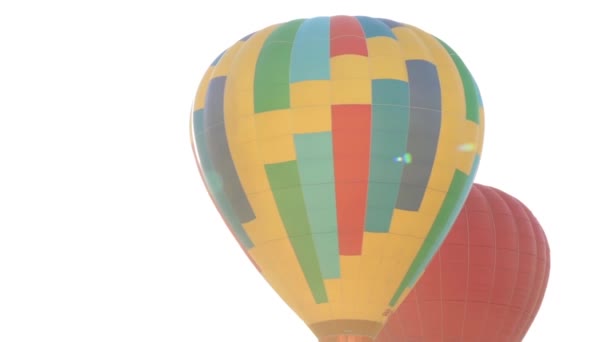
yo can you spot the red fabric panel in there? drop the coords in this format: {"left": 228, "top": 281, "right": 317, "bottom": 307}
{"left": 330, "top": 16, "right": 368, "bottom": 57}
{"left": 331, "top": 104, "right": 372, "bottom": 255}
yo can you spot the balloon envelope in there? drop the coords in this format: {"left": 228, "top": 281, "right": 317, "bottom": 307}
{"left": 321, "top": 337, "right": 373, "bottom": 342}
{"left": 190, "top": 15, "right": 484, "bottom": 339}
{"left": 374, "top": 183, "right": 550, "bottom": 341}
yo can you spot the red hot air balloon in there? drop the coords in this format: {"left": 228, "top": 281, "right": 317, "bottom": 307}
{"left": 373, "top": 183, "right": 550, "bottom": 342}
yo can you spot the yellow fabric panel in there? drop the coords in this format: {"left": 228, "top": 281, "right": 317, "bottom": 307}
{"left": 299, "top": 301, "right": 333, "bottom": 325}
{"left": 290, "top": 80, "right": 331, "bottom": 107}
{"left": 416, "top": 188, "right": 447, "bottom": 218}
{"left": 254, "top": 109, "right": 292, "bottom": 139}
{"left": 389, "top": 209, "right": 437, "bottom": 238}
{"left": 257, "top": 134, "right": 297, "bottom": 164}
{"left": 366, "top": 36, "right": 407, "bottom": 81}
{"left": 330, "top": 79, "right": 372, "bottom": 104}
{"left": 476, "top": 107, "right": 485, "bottom": 154}
{"left": 248, "top": 238, "right": 317, "bottom": 317}
{"left": 335, "top": 256, "right": 361, "bottom": 318}
{"left": 392, "top": 26, "right": 431, "bottom": 61}
{"left": 366, "top": 234, "right": 421, "bottom": 317}
{"left": 324, "top": 278, "right": 342, "bottom": 317}
{"left": 330, "top": 55, "right": 369, "bottom": 79}
{"left": 340, "top": 256, "right": 360, "bottom": 280}
{"left": 361, "top": 233, "right": 387, "bottom": 257}
{"left": 242, "top": 191, "right": 286, "bottom": 243}
{"left": 388, "top": 188, "right": 446, "bottom": 243}
{"left": 212, "top": 41, "right": 244, "bottom": 77}
{"left": 233, "top": 89, "right": 255, "bottom": 118}
{"left": 254, "top": 109, "right": 296, "bottom": 164}
{"left": 353, "top": 255, "right": 378, "bottom": 317}
{"left": 329, "top": 55, "right": 371, "bottom": 105}
{"left": 366, "top": 36, "right": 401, "bottom": 58}
{"left": 380, "top": 234, "right": 421, "bottom": 278}
{"left": 454, "top": 120, "right": 483, "bottom": 174}
{"left": 225, "top": 142, "right": 268, "bottom": 195}
{"left": 225, "top": 115, "right": 256, "bottom": 145}
{"left": 312, "top": 233, "right": 424, "bottom": 324}
{"left": 369, "top": 56, "right": 408, "bottom": 81}
{"left": 291, "top": 106, "right": 332, "bottom": 134}
{"left": 425, "top": 165, "right": 457, "bottom": 194}
{"left": 357, "top": 240, "right": 387, "bottom": 319}
{"left": 192, "top": 66, "right": 215, "bottom": 110}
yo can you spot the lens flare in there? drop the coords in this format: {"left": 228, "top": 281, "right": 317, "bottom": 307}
{"left": 458, "top": 143, "right": 476, "bottom": 152}
{"left": 394, "top": 152, "right": 412, "bottom": 164}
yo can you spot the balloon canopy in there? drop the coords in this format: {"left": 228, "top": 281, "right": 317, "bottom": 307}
{"left": 190, "top": 15, "right": 484, "bottom": 339}
{"left": 374, "top": 184, "right": 550, "bottom": 341}
{"left": 321, "top": 336, "right": 373, "bottom": 342}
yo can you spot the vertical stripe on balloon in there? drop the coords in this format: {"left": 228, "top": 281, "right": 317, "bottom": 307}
{"left": 265, "top": 161, "right": 328, "bottom": 303}
{"left": 365, "top": 79, "right": 410, "bottom": 233}
{"left": 294, "top": 133, "right": 340, "bottom": 279}
{"left": 202, "top": 76, "right": 256, "bottom": 223}
{"left": 290, "top": 17, "right": 331, "bottom": 83}
{"left": 192, "top": 108, "right": 254, "bottom": 249}
{"left": 436, "top": 38, "right": 481, "bottom": 124}
{"left": 395, "top": 60, "right": 442, "bottom": 211}
{"left": 355, "top": 16, "right": 397, "bottom": 39}
{"left": 254, "top": 19, "right": 304, "bottom": 113}
{"left": 332, "top": 104, "right": 372, "bottom": 255}
{"left": 330, "top": 16, "right": 368, "bottom": 57}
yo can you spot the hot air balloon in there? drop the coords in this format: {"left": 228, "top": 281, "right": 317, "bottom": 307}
{"left": 372, "top": 183, "right": 550, "bottom": 342}
{"left": 189, "top": 15, "right": 484, "bottom": 340}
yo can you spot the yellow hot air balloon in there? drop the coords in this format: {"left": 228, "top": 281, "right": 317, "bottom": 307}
{"left": 190, "top": 15, "right": 484, "bottom": 340}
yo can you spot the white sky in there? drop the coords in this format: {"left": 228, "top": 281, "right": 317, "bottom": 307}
{"left": 1, "top": 0, "right": 606, "bottom": 341}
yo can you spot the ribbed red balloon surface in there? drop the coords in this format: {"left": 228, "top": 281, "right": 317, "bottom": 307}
{"left": 375, "top": 183, "right": 550, "bottom": 342}
{"left": 320, "top": 336, "right": 373, "bottom": 342}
